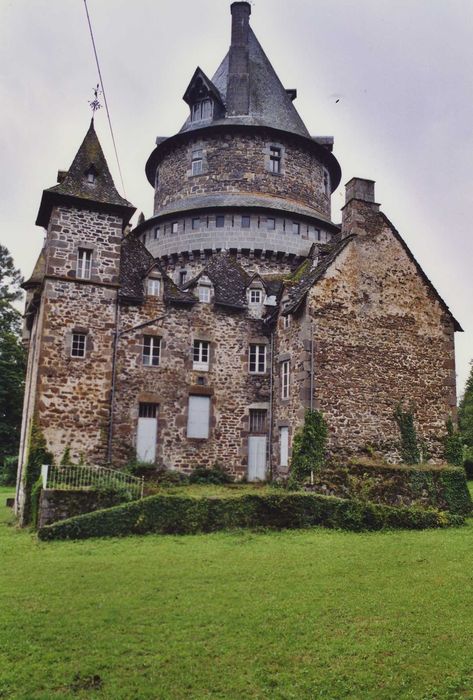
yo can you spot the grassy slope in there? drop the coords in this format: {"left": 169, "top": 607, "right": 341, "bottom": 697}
{"left": 2, "top": 486, "right": 473, "bottom": 700}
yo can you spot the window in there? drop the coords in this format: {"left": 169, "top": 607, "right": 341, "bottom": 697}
{"left": 198, "top": 285, "right": 211, "bottom": 303}
{"left": 154, "top": 226, "right": 160, "bottom": 240}
{"left": 193, "top": 340, "right": 210, "bottom": 371}
{"left": 76, "top": 249, "right": 92, "bottom": 280}
{"left": 142, "top": 335, "right": 161, "bottom": 366}
{"left": 249, "top": 289, "right": 263, "bottom": 305}
{"left": 191, "top": 99, "right": 213, "bottom": 122}
{"left": 139, "top": 403, "right": 158, "bottom": 418}
{"left": 269, "top": 146, "right": 281, "bottom": 173}
{"left": 292, "top": 222, "right": 300, "bottom": 235}
{"left": 249, "top": 409, "right": 267, "bottom": 433}
{"left": 281, "top": 360, "right": 290, "bottom": 399}
{"left": 283, "top": 314, "right": 291, "bottom": 329}
{"left": 241, "top": 215, "right": 250, "bottom": 228}
{"left": 323, "top": 169, "right": 330, "bottom": 196}
{"left": 147, "top": 278, "right": 161, "bottom": 296}
{"left": 279, "top": 427, "right": 289, "bottom": 467}
{"left": 71, "top": 333, "right": 86, "bottom": 358}
{"left": 267, "top": 218, "right": 275, "bottom": 230}
{"left": 87, "top": 171, "right": 95, "bottom": 184}
{"left": 249, "top": 344, "right": 266, "bottom": 374}
{"left": 192, "top": 217, "right": 200, "bottom": 230}
{"left": 216, "top": 215, "right": 225, "bottom": 228}
{"left": 171, "top": 222, "right": 178, "bottom": 234}
{"left": 179, "top": 270, "right": 187, "bottom": 286}
{"left": 191, "top": 149, "right": 203, "bottom": 175}
{"left": 187, "top": 395, "right": 210, "bottom": 438}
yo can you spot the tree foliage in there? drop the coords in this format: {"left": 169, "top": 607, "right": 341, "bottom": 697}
{"left": 290, "top": 409, "right": 328, "bottom": 484}
{"left": 443, "top": 417, "right": 464, "bottom": 467}
{"left": 0, "top": 245, "right": 26, "bottom": 465}
{"left": 394, "top": 404, "right": 420, "bottom": 464}
{"left": 459, "top": 361, "right": 473, "bottom": 448}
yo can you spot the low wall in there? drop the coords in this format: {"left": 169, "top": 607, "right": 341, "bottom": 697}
{"left": 38, "top": 489, "right": 126, "bottom": 528}
{"left": 305, "top": 463, "right": 471, "bottom": 515}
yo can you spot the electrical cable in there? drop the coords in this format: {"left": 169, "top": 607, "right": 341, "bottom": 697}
{"left": 83, "top": 0, "right": 127, "bottom": 198}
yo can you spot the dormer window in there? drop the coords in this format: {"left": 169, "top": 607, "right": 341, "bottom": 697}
{"left": 249, "top": 289, "right": 263, "bottom": 305}
{"left": 191, "top": 98, "right": 213, "bottom": 122}
{"left": 147, "top": 277, "right": 161, "bottom": 296}
{"left": 197, "top": 276, "right": 212, "bottom": 303}
{"left": 84, "top": 164, "right": 98, "bottom": 184}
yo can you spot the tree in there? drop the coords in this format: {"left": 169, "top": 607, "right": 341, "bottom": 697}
{"left": 290, "top": 409, "right": 328, "bottom": 484}
{"left": 0, "top": 245, "right": 26, "bottom": 466}
{"left": 459, "top": 361, "right": 473, "bottom": 448}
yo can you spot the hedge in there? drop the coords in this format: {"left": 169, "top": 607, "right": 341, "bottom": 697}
{"left": 37, "top": 492, "right": 464, "bottom": 541}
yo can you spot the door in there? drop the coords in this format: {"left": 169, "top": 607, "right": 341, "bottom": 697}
{"left": 248, "top": 409, "right": 267, "bottom": 481}
{"left": 279, "top": 427, "right": 289, "bottom": 468}
{"left": 137, "top": 403, "right": 158, "bottom": 463}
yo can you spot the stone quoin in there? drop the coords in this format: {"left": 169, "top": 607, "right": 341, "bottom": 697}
{"left": 15, "top": 2, "right": 461, "bottom": 517}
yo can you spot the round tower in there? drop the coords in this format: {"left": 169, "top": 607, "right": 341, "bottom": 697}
{"left": 135, "top": 1, "right": 341, "bottom": 280}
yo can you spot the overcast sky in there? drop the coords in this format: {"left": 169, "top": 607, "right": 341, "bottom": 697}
{"left": 1, "top": 0, "right": 472, "bottom": 396}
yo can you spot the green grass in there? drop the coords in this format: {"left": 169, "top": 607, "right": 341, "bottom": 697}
{"left": 2, "top": 485, "right": 473, "bottom": 699}
{"left": 144, "top": 482, "right": 278, "bottom": 498}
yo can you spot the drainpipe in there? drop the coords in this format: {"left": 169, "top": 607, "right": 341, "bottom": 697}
{"left": 310, "top": 320, "right": 315, "bottom": 485}
{"left": 267, "top": 329, "right": 274, "bottom": 481}
{"left": 107, "top": 311, "right": 167, "bottom": 464}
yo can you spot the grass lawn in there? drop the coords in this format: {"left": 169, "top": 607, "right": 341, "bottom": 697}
{"left": 2, "top": 485, "right": 473, "bottom": 700}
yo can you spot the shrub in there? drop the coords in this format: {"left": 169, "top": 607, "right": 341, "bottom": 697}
{"left": 0, "top": 455, "right": 18, "bottom": 486}
{"left": 443, "top": 418, "right": 464, "bottom": 467}
{"left": 464, "top": 447, "right": 473, "bottom": 480}
{"left": 23, "top": 422, "right": 54, "bottom": 525}
{"left": 37, "top": 492, "right": 464, "bottom": 541}
{"left": 189, "top": 466, "right": 232, "bottom": 485}
{"left": 154, "top": 469, "right": 189, "bottom": 487}
{"left": 290, "top": 409, "right": 328, "bottom": 484}
{"left": 394, "top": 404, "right": 420, "bottom": 464}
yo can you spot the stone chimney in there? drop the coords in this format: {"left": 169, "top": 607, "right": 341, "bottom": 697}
{"left": 227, "top": 2, "right": 251, "bottom": 116}
{"left": 342, "top": 178, "right": 380, "bottom": 237}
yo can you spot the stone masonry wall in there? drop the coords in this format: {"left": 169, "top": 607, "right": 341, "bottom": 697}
{"left": 308, "top": 201, "right": 457, "bottom": 461}
{"left": 111, "top": 295, "right": 271, "bottom": 478}
{"left": 154, "top": 130, "right": 331, "bottom": 219}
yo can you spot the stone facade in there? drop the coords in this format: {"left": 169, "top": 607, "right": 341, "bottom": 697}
{"left": 16, "top": 2, "right": 461, "bottom": 518}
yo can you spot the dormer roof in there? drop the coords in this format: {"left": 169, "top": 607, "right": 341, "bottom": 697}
{"left": 36, "top": 120, "right": 135, "bottom": 228}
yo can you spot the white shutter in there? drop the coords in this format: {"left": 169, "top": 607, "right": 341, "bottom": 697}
{"left": 187, "top": 396, "right": 210, "bottom": 438}
{"left": 280, "top": 427, "right": 289, "bottom": 467}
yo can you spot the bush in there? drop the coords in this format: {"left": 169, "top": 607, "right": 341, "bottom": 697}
{"left": 189, "top": 466, "right": 232, "bottom": 485}
{"left": 154, "top": 469, "right": 189, "bottom": 487}
{"left": 23, "top": 422, "right": 54, "bottom": 525}
{"left": 37, "top": 492, "right": 464, "bottom": 541}
{"left": 394, "top": 404, "right": 420, "bottom": 464}
{"left": 290, "top": 409, "right": 328, "bottom": 485}
{"left": 0, "top": 455, "right": 18, "bottom": 486}
{"left": 443, "top": 418, "right": 464, "bottom": 467}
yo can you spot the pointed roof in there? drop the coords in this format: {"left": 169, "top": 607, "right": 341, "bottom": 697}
{"left": 179, "top": 27, "right": 310, "bottom": 138}
{"left": 36, "top": 120, "right": 135, "bottom": 228}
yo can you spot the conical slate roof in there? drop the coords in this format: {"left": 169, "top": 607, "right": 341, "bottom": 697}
{"left": 180, "top": 27, "right": 310, "bottom": 138}
{"left": 36, "top": 120, "right": 135, "bottom": 227}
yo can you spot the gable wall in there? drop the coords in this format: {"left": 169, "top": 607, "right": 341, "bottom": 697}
{"left": 308, "top": 211, "right": 457, "bottom": 460}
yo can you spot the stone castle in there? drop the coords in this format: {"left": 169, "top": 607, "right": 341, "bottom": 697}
{"left": 16, "top": 2, "right": 460, "bottom": 508}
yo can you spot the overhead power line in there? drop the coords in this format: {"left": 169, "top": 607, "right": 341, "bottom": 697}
{"left": 83, "top": 0, "right": 127, "bottom": 198}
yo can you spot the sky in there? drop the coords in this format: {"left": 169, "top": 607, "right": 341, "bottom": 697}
{"left": 1, "top": 0, "right": 472, "bottom": 396}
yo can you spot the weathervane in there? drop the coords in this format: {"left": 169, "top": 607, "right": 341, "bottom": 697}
{"left": 88, "top": 84, "right": 102, "bottom": 119}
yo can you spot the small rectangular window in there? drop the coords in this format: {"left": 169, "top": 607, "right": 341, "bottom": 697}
{"left": 171, "top": 222, "right": 179, "bottom": 234}
{"left": 187, "top": 395, "right": 210, "bottom": 438}
{"left": 142, "top": 336, "right": 161, "bottom": 366}
{"left": 147, "top": 278, "right": 161, "bottom": 296}
{"left": 249, "top": 409, "right": 267, "bottom": 434}
{"left": 154, "top": 227, "right": 160, "bottom": 240}
{"left": 323, "top": 169, "right": 330, "bottom": 195}
{"left": 76, "top": 249, "right": 92, "bottom": 280}
{"left": 249, "top": 289, "right": 263, "bottom": 304}
{"left": 193, "top": 340, "right": 210, "bottom": 371}
{"left": 155, "top": 169, "right": 160, "bottom": 188}
{"left": 249, "top": 344, "right": 266, "bottom": 374}
{"left": 179, "top": 270, "right": 187, "bottom": 286}
{"left": 139, "top": 403, "right": 158, "bottom": 418}
{"left": 191, "top": 149, "right": 203, "bottom": 175}
{"left": 241, "top": 215, "right": 251, "bottom": 228}
{"left": 192, "top": 217, "right": 200, "bottom": 230}
{"left": 71, "top": 333, "right": 86, "bottom": 358}
{"left": 198, "top": 285, "right": 211, "bottom": 303}
{"left": 292, "top": 222, "right": 300, "bottom": 235}
{"left": 267, "top": 218, "right": 276, "bottom": 230}
{"left": 283, "top": 314, "right": 291, "bottom": 329}
{"left": 216, "top": 215, "right": 225, "bottom": 228}
{"left": 269, "top": 146, "right": 281, "bottom": 174}
{"left": 281, "top": 360, "right": 290, "bottom": 399}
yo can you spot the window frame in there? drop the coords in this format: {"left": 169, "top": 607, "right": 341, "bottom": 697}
{"left": 191, "top": 149, "right": 203, "bottom": 176}
{"left": 198, "top": 284, "right": 211, "bottom": 303}
{"left": 215, "top": 214, "right": 225, "bottom": 228}
{"left": 249, "top": 289, "right": 263, "bottom": 305}
{"left": 269, "top": 146, "right": 282, "bottom": 174}
{"left": 191, "top": 98, "right": 213, "bottom": 122}
{"left": 241, "top": 215, "right": 251, "bottom": 229}
{"left": 249, "top": 344, "right": 267, "bottom": 374}
{"left": 187, "top": 395, "right": 211, "bottom": 439}
{"left": 142, "top": 335, "right": 161, "bottom": 367}
{"left": 171, "top": 222, "right": 179, "bottom": 234}
{"left": 267, "top": 217, "right": 276, "bottom": 230}
{"left": 146, "top": 278, "right": 161, "bottom": 297}
{"left": 71, "top": 332, "right": 87, "bottom": 359}
{"left": 281, "top": 360, "right": 290, "bottom": 399}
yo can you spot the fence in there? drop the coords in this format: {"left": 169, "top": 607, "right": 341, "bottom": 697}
{"left": 41, "top": 464, "right": 144, "bottom": 500}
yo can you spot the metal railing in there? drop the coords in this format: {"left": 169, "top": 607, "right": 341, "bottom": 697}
{"left": 41, "top": 464, "right": 144, "bottom": 500}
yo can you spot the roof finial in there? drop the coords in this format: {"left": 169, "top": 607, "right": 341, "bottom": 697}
{"left": 88, "top": 84, "right": 102, "bottom": 122}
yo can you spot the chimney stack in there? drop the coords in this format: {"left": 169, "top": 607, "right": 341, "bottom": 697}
{"left": 342, "top": 178, "right": 380, "bottom": 237}
{"left": 227, "top": 2, "right": 251, "bottom": 116}
{"left": 345, "top": 177, "right": 376, "bottom": 206}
